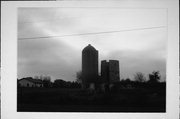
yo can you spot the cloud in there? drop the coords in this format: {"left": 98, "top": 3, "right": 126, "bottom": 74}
{"left": 18, "top": 8, "right": 167, "bottom": 82}
{"left": 18, "top": 38, "right": 81, "bottom": 81}
{"left": 105, "top": 49, "right": 166, "bottom": 80}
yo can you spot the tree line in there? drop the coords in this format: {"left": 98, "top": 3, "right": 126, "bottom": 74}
{"left": 17, "top": 77, "right": 81, "bottom": 88}
{"left": 18, "top": 70, "right": 164, "bottom": 89}
{"left": 76, "top": 70, "right": 164, "bottom": 83}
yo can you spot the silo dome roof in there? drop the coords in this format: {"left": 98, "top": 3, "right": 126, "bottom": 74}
{"left": 82, "top": 44, "right": 97, "bottom": 52}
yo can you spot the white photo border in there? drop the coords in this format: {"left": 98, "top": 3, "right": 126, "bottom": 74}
{"left": 1, "top": 0, "right": 179, "bottom": 119}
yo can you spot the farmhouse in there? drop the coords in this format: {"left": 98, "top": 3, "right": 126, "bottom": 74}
{"left": 18, "top": 77, "right": 43, "bottom": 87}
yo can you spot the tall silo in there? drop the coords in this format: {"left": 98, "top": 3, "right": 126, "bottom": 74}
{"left": 101, "top": 60, "right": 109, "bottom": 83}
{"left": 101, "top": 60, "right": 120, "bottom": 83}
{"left": 82, "top": 44, "right": 98, "bottom": 89}
{"left": 109, "top": 60, "right": 120, "bottom": 83}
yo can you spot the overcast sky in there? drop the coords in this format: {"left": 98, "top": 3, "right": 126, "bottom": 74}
{"left": 18, "top": 8, "right": 167, "bottom": 82}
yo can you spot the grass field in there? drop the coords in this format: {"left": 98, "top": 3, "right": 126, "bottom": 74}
{"left": 17, "top": 86, "right": 165, "bottom": 112}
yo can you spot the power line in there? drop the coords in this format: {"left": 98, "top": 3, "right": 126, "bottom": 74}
{"left": 19, "top": 20, "right": 55, "bottom": 24}
{"left": 18, "top": 26, "right": 166, "bottom": 40}
{"left": 19, "top": 18, "right": 74, "bottom": 24}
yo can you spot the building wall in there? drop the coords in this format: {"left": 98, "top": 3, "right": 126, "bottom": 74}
{"left": 19, "top": 80, "right": 34, "bottom": 87}
{"left": 19, "top": 80, "right": 43, "bottom": 87}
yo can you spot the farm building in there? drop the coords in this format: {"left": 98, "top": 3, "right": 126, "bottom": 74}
{"left": 18, "top": 77, "right": 43, "bottom": 87}
{"left": 82, "top": 44, "right": 99, "bottom": 89}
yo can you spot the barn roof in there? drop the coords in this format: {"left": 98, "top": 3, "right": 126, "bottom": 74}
{"left": 19, "top": 77, "right": 43, "bottom": 84}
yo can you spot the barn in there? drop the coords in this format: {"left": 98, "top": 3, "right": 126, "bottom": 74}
{"left": 18, "top": 77, "right": 43, "bottom": 87}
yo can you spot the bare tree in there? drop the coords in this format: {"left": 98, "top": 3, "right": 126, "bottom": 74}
{"left": 76, "top": 71, "right": 82, "bottom": 84}
{"left": 134, "top": 72, "right": 146, "bottom": 82}
{"left": 42, "top": 75, "right": 51, "bottom": 88}
{"left": 148, "top": 71, "right": 161, "bottom": 83}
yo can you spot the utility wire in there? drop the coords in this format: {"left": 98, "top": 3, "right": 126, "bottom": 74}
{"left": 18, "top": 18, "right": 71, "bottom": 24}
{"left": 18, "top": 26, "right": 166, "bottom": 40}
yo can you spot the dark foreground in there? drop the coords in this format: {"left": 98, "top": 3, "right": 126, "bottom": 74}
{"left": 17, "top": 85, "right": 165, "bottom": 112}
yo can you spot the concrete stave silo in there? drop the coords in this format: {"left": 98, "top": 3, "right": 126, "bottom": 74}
{"left": 82, "top": 44, "right": 98, "bottom": 89}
